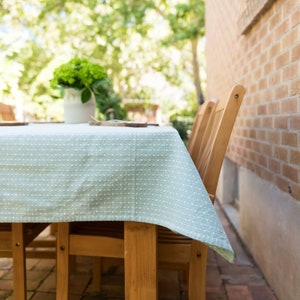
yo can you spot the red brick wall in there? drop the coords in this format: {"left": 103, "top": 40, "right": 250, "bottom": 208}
{"left": 205, "top": 0, "right": 300, "bottom": 200}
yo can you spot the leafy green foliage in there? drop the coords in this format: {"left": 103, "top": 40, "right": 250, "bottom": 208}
{"left": 92, "top": 78, "right": 127, "bottom": 120}
{"left": 1, "top": 0, "right": 206, "bottom": 122}
{"left": 165, "top": 0, "right": 205, "bottom": 43}
{"left": 50, "top": 57, "right": 107, "bottom": 102}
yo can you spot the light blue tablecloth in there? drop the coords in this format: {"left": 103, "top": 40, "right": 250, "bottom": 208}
{"left": 0, "top": 123, "right": 233, "bottom": 261}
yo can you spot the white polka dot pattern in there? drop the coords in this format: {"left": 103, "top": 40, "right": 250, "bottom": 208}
{"left": 0, "top": 124, "right": 233, "bottom": 261}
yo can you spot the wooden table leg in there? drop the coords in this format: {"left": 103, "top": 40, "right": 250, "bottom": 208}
{"left": 56, "top": 222, "right": 70, "bottom": 300}
{"left": 12, "top": 223, "right": 26, "bottom": 300}
{"left": 124, "top": 221, "right": 157, "bottom": 300}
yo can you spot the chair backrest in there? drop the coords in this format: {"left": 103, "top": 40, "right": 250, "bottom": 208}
{"left": 195, "top": 84, "right": 246, "bottom": 202}
{"left": 0, "top": 103, "right": 16, "bottom": 121}
{"left": 187, "top": 100, "right": 216, "bottom": 164}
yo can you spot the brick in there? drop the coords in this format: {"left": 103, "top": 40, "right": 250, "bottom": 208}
{"left": 251, "top": 58, "right": 259, "bottom": 70}
{"left": 290, "top": 115, "right": 300, "bottom": 129}
{"left": 281, "top": 98, "right": 298, "bottom": 113}
{"left": 257, "top": 22, "right": 268, "bottom": 41}
{"left": 269, "top": 41, "right": 281, "bottom": 58}
{"left": 281, "top": 131, "right": 298, "bottom": 147}
{"left": 252, "top": 140, "right": 260, "bottom": 152}
{"left": 269, "top": 157, "right": 281, "bottom": 173}
{"left": 249, "top": 106, "right": 257, "bottom": 117}
{"left": 262, "top": 116, "right": 273, "bottom": 128}
{"left": 267, "top": 101, "right": 280, "bottom": 114}
{"left": 259, "top": 51, "right": 268, "bottom": 67}
{"left": 289, "top": 80, "right": 300, "bottom": 96}
{"left": 258, "top": 104, "right": 267, "bottom": 115}
{"left": 261, "top": 167, "right": 275, "bottom": 182}
{"left": 274, "top": 146, "right": 288, "bottom": 161}
{"left": 291, "top": 44, "right": 300, "bottom": 62}
{"left": 275, "top": 175, "right": 290, "bottom": 193}
{"left": 262, "top": 143, "right": 272, "bottom": 155}
{"left": 290, "top": 6, "right": 300, "bottom": 27}
{"left": 0, "top": 290, "right": 11, "bottom": 299}
{"left": 26, "top": 270, "right": 49, "bottom": 291}
{"left": 253, "top": 43, "right": 262, "bottom": 57}
{"left": 249, "top": 129, "right": 256, "bottom": 139}
{"left": 268, "top": 131, "right": 280, "bottom": 144}
{"left": 274, "top": 115, "right": 288, "bottom": 129}
{"left": 275, "top": 84, "right": 289, "bottom": 99}
{"left": 274, "top": 19, "right": 290, "bottom": 40}
{"left": 255, "top": 68, "right": 263, "bottom": 81}
{"left": 225, "top": 285, "right": 253, "bottom": 300}
{"left": 290, "top": 149, "right": 300, "bottom": 165}
{"left": 256, "top": 130, "right": 267, "bottom": 141}
{"left": 269, "top": 71, "right": 281, "bottom": 86}
{"left": 29, "top": 292, "right": 56, "bottom": 300}
{"left": 258, "top": 78, "right": 268, "bottom": 90}
{"left": 263, "top": 61, "right": 273, "bottom": 76}
{"left": 0, "top": 258, "right": 12, "bottom": 270}
{"left": 248, "top": 285, "right": 278, "bottom": 300}
{"left": 283, "top": 26, "right": 299, "bottom": 48}
{"left": 275, "top": 51, "right": 290, "bottom": 69}
{"left": 221, "top": 265, "right": 264, "bottom": 285}
{"left": 34, "top": 259, "right": 56, "bottom": 271}
{"left": 269, "top": 9, "right": 282, "bottom": 31}
{"left": 263, "top": 32, "right": 273, "bottom": 50}
{"left": 282, "top": 62, "right": 298, "bottom": 80}
{"left": 253, "top": 117, "right": 262, "bottom": 128}
{"left": 282, "top": 164, "right": 299, "bottom": 182}
{"left": 258, "top": 154, "right": 268, "bottom": 167}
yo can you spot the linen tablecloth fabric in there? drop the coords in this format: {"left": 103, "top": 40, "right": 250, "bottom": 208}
{"left": 0, "top": 124, "right": 233, "bottom": 261}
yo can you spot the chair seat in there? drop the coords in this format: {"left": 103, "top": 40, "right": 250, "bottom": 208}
{"left": 70, "top": 221, "right": 192, "bottom": 242}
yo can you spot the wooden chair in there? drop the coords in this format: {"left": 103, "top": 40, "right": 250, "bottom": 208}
{"left": 188, "top": 100, "right": 216, "bottom": 164}
{"left": 0, "top": 224, "right": 55, "bottom": 299}
{"left": 195, "top": 84, "right": 246, "bottom": 200}
{"left": 56, "top": 84, "right": 246, "bottom": 299}
{"left": 0, "top": 103, "right": 56, "bottom": 300}
{"left": 0, "top": 102, "right": 16, "bottom": 121}
{"left": 157, "top": 84, "right": 246, "bottom": 299}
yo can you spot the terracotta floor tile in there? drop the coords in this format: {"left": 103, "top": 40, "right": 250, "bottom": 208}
{"left": 225, "top": 285, "right": 253, "bottom": 300}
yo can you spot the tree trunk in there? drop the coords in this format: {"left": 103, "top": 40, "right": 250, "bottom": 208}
{"left": 191, "top": 38, "right": 204, "bottom": 105}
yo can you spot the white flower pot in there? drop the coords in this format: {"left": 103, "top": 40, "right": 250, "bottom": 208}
{"left": 63, "top": 88, "right": 95, "bottom": 123}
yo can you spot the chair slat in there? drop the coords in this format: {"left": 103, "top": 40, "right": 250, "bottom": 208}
{"left": 0, "top": 103, "right": 16, "bottom": 121}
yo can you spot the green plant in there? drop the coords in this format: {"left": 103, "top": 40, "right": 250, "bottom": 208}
{"left": 50, "top": 57, "right": 108, "bottom": 104}
{"left": 93, "top": 78, "right": 127, "bottom": 121}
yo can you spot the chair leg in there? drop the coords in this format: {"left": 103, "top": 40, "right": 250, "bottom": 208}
{"left": 56, "top": 223, "right": 70, "bottom": 300}
{"left": 92, "top": 257, "right": 102, "bottom": 291}
{"left": 124, "top": 221, "right": 157, "bottom": 300}
{"left": 188, "top": 241, "right": 208, "bottom": 300}
{"left": 12, "top": 223, "right": 26, "bottom": 300}
{"left": 69, "top": 255, "right": 76, "bottom": 273}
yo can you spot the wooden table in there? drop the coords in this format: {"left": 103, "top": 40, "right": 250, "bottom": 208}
{"left": 0, "top": 123, "right": 233, "bottom": 298}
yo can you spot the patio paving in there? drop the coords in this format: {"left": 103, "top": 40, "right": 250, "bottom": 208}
{"left": 0, "top": 202, "right": 278, "bottom": 300}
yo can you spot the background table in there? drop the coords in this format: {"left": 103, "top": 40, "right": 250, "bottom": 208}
{"left": 0, "top": 123, "right": 233, "bottom": 261}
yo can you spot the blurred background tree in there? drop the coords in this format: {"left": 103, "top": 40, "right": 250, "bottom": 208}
{"left": 0, "top": 0, "right": 205, "bottom": 125}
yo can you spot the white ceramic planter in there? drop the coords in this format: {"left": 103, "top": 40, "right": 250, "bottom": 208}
{"left": 63, "top": 88, "right": 95, "bottom": 123}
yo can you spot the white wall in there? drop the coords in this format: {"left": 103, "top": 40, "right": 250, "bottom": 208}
{"left": 217, "top": 159, "right": 300, "bottom": 300}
